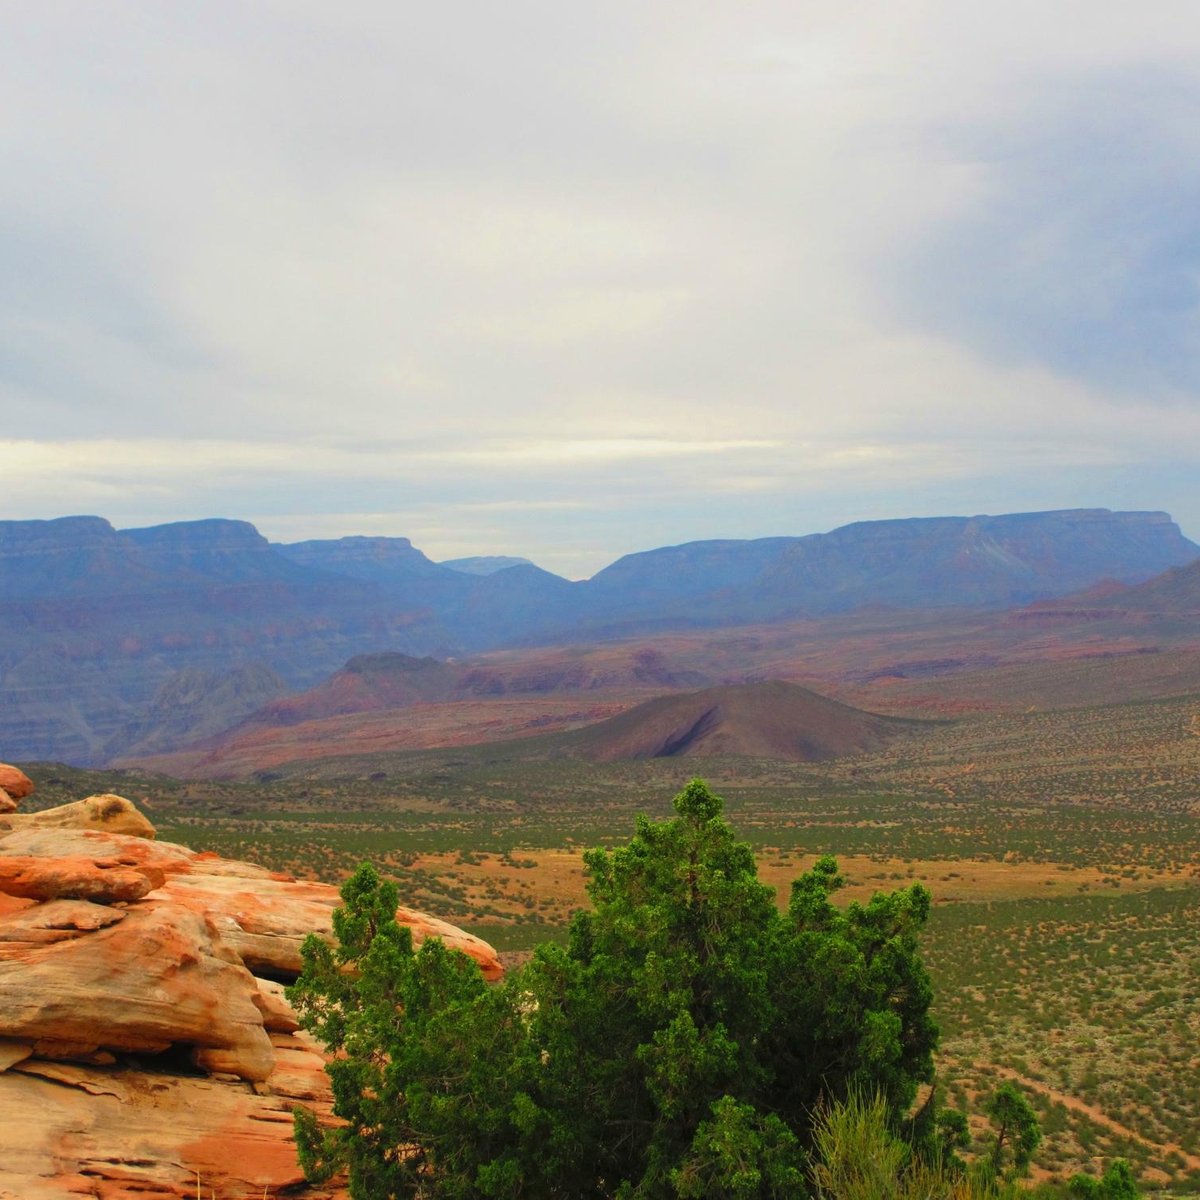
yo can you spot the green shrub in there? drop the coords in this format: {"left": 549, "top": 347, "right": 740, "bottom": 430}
{"left": 290, "top": 780, "right": 943, "bottom": 1198}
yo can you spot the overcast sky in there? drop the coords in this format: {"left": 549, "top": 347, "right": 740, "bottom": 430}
{"left": 3, "top": 2, "right": 1199, "bottom": 577}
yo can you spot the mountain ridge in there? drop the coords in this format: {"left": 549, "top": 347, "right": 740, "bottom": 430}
{"left": 1, "top": 507, "right": 1196, "bottom": 763}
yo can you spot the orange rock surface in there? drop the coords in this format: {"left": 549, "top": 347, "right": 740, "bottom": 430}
{"left": 0, "top": 855, "right": 165, "bottom": 903}
{"left": 0, "top": 763, "right": 33, "bottom": 801}
{"left": 0, "top": 791, "right": 502, "bottom": 1198}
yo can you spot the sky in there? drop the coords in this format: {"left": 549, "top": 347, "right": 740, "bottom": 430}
{"left": 3, "top": 1, "right": 1200, "bottom": 578}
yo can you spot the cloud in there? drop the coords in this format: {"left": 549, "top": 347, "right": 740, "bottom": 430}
{"left": 1, "top": 3, "right": 1199, "bottom": 570}
{"left": 888, "top": 67, "right": 1200, "bottom": 398}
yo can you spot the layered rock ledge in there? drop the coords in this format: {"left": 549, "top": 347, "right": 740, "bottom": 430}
{"left": 0, "top": 765, "right": 501, "bottom": 1199}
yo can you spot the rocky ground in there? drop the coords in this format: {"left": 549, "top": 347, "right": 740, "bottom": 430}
{"left": 0, "top": 762, "right": 501, "bottom": 1200}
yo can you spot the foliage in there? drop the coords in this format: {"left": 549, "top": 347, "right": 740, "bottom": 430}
{"left": 808, "top": 1090, "right": 1139, "bottom": 1200}
{"left": 984, "top": 1082, "right": 1043, "bottom": 1179}
{"left": 1067, "top": 1160, "right": 1139, "bottom": 1200}
{"left": 934, "top": 1106, "right": 971, "bottom": 1165}
{"left": 287, "top": 863, "right": 530, "bottom": 1198}
{"left": 811, "top": 1091, "right": 998, "bottom": 1200}
{"left": 288, "top": 780, "right": 943, "bottom": 1197}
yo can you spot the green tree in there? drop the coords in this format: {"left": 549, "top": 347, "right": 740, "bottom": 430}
{"left": 290, "top": 780, "right": 942, "bottom": 1198}
{"left": 1068, "top": 1160, "right": 1140, "bottom": 1200}
{"left": 287, "top": 863, "right": 531, "bottom": 1198}
{"left": 983, "top": 1082, "right": 1043, "bottom": 1180}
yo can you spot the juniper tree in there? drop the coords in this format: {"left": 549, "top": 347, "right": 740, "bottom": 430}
{"left": 289, "top": 780, "right": 941, "bottom": 1198}
{"left": 984, "top": 1082, "right": 1043, "bottom": 1180}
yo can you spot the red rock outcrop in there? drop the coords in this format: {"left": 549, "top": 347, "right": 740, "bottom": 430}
{"left": 0, "top": 763, "right": 33, "bottom": 801}
{"left": 0, "top": 789, "right": 502, "bottom": 1199}
{"left": 0, "top": 899, "right": 276, "bottom": 1080}
{"left": 0, "top": 855, "right": 164, "bottom": 903}
{"left": 0, "top": 1034, "right": 345, "bottom": 1200}
{"left": 0, "top": 788, "right": 16, "bottom": 814}
{"left": 0, "top": 824, "right": 504, "bottom": 982}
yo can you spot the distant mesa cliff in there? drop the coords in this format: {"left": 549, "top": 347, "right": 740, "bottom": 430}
{"left": 578, "top": 509, "right": 1198, "bottom": 628}
{"left": 0, "top": 508, "right": 1195, "bottom": 764}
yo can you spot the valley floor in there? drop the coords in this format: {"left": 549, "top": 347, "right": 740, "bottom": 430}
{"left": 20, "top": 688, "right": 1200, "bottom": 1192}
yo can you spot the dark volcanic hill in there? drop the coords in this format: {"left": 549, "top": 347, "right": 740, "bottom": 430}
{"left": 558, "top": 680, "right": 924, "bottom": 762}
{"left": 1, "top": 508, "right": 1196, "bottom": 764}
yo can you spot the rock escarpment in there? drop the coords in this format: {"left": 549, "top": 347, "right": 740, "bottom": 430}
{"left": 0, "top": 764, "right": 502, "bottom": 1199}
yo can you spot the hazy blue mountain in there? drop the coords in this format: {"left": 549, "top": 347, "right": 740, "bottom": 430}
{"left": 0, "top": 508, "right": 1195, "bottom": 764}
{"left": 0, "top": 519, "right": 445, "bottom": 761}
{"left": 106, "top": 662, "right": 290, "bottom": 759}
{"left": 271, "top": 537, "right": 577, "bottom": 650}
{"left": 274, "top": 535, "right": 451, "bottom": 586}
{"left": 573, "top": 510, "right": 1198, "bottom": 632}
{"left": 440, "top": 555, "right": 537, "bottom": 575}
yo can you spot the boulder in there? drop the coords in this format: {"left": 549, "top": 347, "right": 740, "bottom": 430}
{"left": 0, "top": 825, "right": 504, "bottom": 981}
{"left": 255, "top": 977, "right": 301, "bottom": 1034}
{"left": 0, "top": 794, "right": 157, "bottom": 839}
{"left": 0, "top": 1038, "right": 32, "bottom": 1072}
{"left": 0, "top": 901, "right": 275, "bottom": 1081}
{"left": 0, "top": 856, "right": 164, "bottom": 904}
{"left": 0, "top": 764, "right": 33, "bottom": 801}
{"left": 0, "top": 793, "right": 156, "bottom": 838}
{"left": 0, "top": 827, "right": 191, "bottom": 871}
{"left": 396, "top": 904, "right": 506, "bottom": 981}
{"left": 0, "top": 788, "right": 16, "bottom": 815}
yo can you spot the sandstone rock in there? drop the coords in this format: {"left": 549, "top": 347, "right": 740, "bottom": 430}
{"left": 0, "top": 893, "right": 33, "bottom": 921}
{"left": 0, "top": 899, "right": 126, "bottom": 945}
{"left": 255, "top": 977, "right": 301, "bottom": 1033}
{"left": 0, "top": 835, "right": 499, "bottom": 981}
{"left": 0, "top": 799, "right": 500, "bottom": 1197}
{"left": 0, "top": 902, "right": 275, "bottom": 1082}
{"left": 159, "top": 871, "right": 504, "bottom": 981}
{"left": 0, "top": 1038, "right": 32, "bottom": 1072}
{"left": 0, "top": 764, "right": 33, "bottom": 801}
{"left": 30, "top": 1037, "right": 102, "bottom": 1060}
{"left": 0, "top": 789, "right": 15, "bottom": 815}
{"left": 0, "top": 825, "right": 504, "bottom": 981}
{"left": 396, "top": 903, "right": 505, "bottom": 981}
{"left": 0, "top": 827, "right": 191, "bottom": 871}
{"left": 0, "top": 855, "right": 164, "bottom": 904}
{"left": 0, "top": 793, "right": 156, "bottom": 839}
{"left": 0, "top": 1043, "right": 349, "bottom": 1199}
